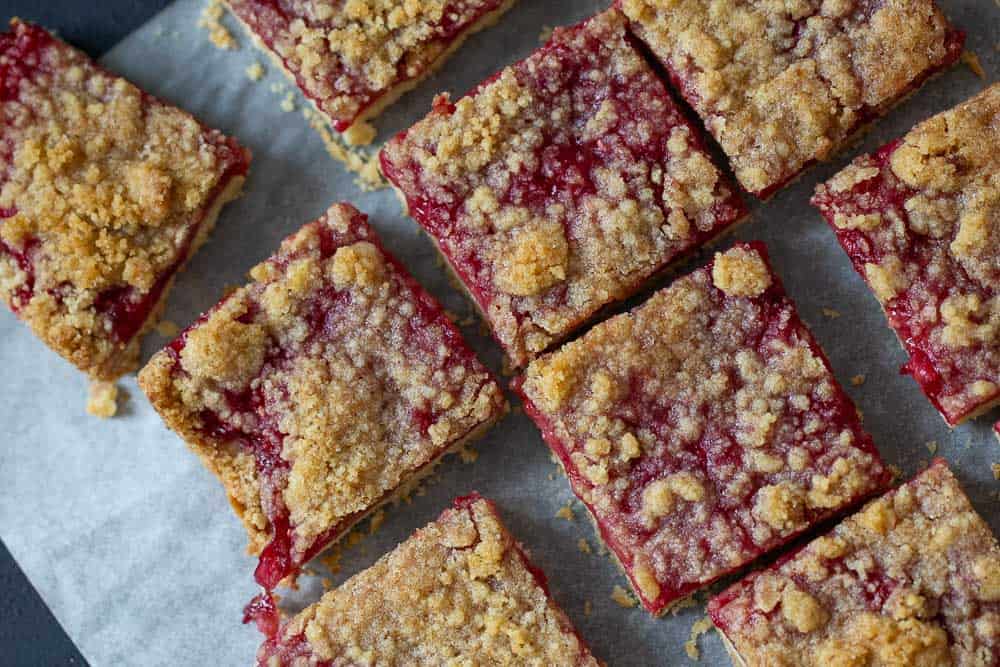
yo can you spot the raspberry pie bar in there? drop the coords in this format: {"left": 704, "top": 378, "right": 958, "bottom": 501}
{"left": 225, "top": 0, "right": 517, "bottom": 142}
{"left": 139, "top": 203, "right": 506, "bottom": 590}
{"left": 620, "top": 0, "right": 964, "bottom": 199}
{"left": 381, "top": 9, "right": 746, "bottom": 369}
{"left": 710, "top": 459, "right": 1000, "bottom": 666}
{"left": 515, "top": 243, "right": 889, "bottom": 615}
{"left": 253, "top": 495, "right": 601, "bottom": 666}
{"left": 0, "top": 20, "right": 250, "bottom": 383}
{"left": 812, "top": 84, "right": 999, "bottom": 426}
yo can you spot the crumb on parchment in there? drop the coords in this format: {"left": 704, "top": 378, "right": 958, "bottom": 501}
{"left": 685, "top": 616, "right": 713, "bottom": 660}
{"left": 87, "top": 381, "right": 118, "bottom": 418}
{"left": 851, "top": 374, "right": 866, "bottom": 386}
{"left": 198, "top": 0, "right": 237, "bottom": 50}
{"left": 155, "top": 320, "right": 180, "bottom": 338}
{"left": 246, "top": 62, "right": 264, "bottom": 81}
{"left": 301, "top": 107, "right": 386, "bottom": 191}
{"left": 822, "top": 307, "right": 842, "bottom": 319}
{"left": 556, "top": 504, "right": 574, "bottom": 521}
{"left": 926, "top": 440, "right": 938, "bottom": 454}
{"left": 612, "top": 585, "right": 637, "bottom": 608}
{"left": 578, "top": 538, "right": 592, "bottom": 554}
{"left": 992, "top": 463, "right": 1000, "bottom": 480}
{"left": 458, "top": 445, "right": 478, "bottom": 463}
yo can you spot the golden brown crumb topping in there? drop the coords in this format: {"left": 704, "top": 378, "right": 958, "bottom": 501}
{"left": 711, "top": 460, "right": 1000, "bottom": 667}
{"left": 519, "top": 244, "right": 886, "bottom": 614}
{"left": 621, "top": 0, "right": 962, "bottom": 196}
{"left": 812, "top": 84, "right": 999, "bottom": 425}
{"left": 259, "top": 497, "right": 599, "bottom": 666}
{"left": 0, "top": 21, "right": 248, "bottom": 379}
{"left": 139, "top": 204, "right": 505, "bottom": 562}
{"left": 382, "top": 9, "right": 743, "bottom": 367}
{"left": 226, "top": 0, "right": 513, "bottom": 130}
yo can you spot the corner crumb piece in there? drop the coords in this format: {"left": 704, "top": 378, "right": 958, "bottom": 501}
{"left": 622, "top": 0, "right": 964, "bottom": 199}
{"left": 256, "top": 495, "right": 600, "bottom": 666}
{"left": 516, "top": 243, "right": 888, "bottom": 616}
{"left": 685, "top": 616, "right": 713, "bottom": 660}
{"left": 821, "top": 308, "right": 841, "bottom": 319}
{"left": 225, "top": 0, "right": 517, "bottom": 138}
{"left": 0, "top": 20, "right": 250, "bottom": 385}
{"left": 199, "top": 0, "right": 238, "bottom": 50}
{"left": 138, "top": 203, "right": 506, "bottom": 592}
{"left": 382, "top": 9, "right": 745, "bottom": 368}
{"left": 300, "top": 107, "right": 386, "bottom": 191}
{"left": 86, "top": 381, "right": 118, "bottom": 418}
{"left": 812, "top": 84, "right": 1000, "bottom": 427}
{"left": 612, "top": 585, "right": 637, "bottom": 608}
{"left": 850, "top": 375, "right": 865, "bottom": 387}
{"left": 710, "top": 459, "right": 1000, "bottom": 666}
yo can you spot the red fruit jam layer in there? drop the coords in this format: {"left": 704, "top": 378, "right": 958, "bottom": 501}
{"left": 0, "top": 22, "right": 249, "bottom": 344}
{"left": 164, "top": 210, "right": 499, "bottom": 592}
{"left": 708, "top": 459, "right": 1000, "bottom": 666}
{"left": 381, "top": 9, "right": 746, "bottom": 367}
{"left": 226, "top": 0, "right": 507, "bottom": 132}
{"left": 515, "top": 243, "right": 889, "bottom": 615}
{"left": 812, "top": 139, "right": 998, "bottom": 426}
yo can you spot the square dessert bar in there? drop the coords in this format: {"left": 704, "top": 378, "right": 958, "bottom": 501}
{"left": 710, "top": 459, "right": 1000, "bottom": 666}
{"left": 812, "top": 84, "right": 999, "bottom": 426}
{"left": 515, "top": 243, "right": 889, "bottom": 615}
{"left": 225, "top": 0, "right": 517, "bottom": 141}
{"left": 252, "top": 495, "right": 601, "bottom": 667}
{"left": 0, "top": 20, "right": 250, "bottom": 382}
{"left": 620, "top": 0, "right": 964, "bottom": 198}
{"left": 139, "top": 203, "right": 507, "bottom": 590}
{"left": 381, "top": 9, "right": 746, "bottom": 368}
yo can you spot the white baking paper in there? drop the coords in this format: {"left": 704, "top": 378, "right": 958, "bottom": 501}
{"left": 0, "top": 1, "right": 997, "bottom": 665}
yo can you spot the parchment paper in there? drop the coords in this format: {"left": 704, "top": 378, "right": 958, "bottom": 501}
{"left": 1, "top": 1, "right": 997, "bottom": 665}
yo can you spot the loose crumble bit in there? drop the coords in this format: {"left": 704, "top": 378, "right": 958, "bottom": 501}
{"left": 199, "top": 0, "right": 238, "bottom": 50}
{"left": 926, "top": 440, "right": 938, "bottom": 454}
{"left": 279, "top": 92, "right": 295, "bottom": 113}
{"left": 612, "top": 585, "right": 637, "bottom": 608}
{"left": 821, "top": 308, "right": 842, "bottom": 319}
{"left": 139, "top": 203, "right": 506, "bottom": 591}
{"left": 155, "top": 320, "right": 180, "bottom": 338}
{"left": 812, "top": 84, "right": 1000, "bottom": 426}
{"left": 300, "top": 107, "right": 386, "bottom": 191}
{"left": 578, "top": 538, "right": 592, "bottom": 554}
{"left": 992, "top": 462, "right": 1000, "bottom": 480}
{"left": 255, "top": 496, "right": 600, "bottom": 666}
{"left": 517, "top": 243, "right": 888, "bottom": 616}
{"left": 556, "top": 504, "right": 575, "bottom": 521}
{"left": 86, "top": 381, "right": 119, "bottom": 418}
{"left": 458, "top": 444, "right": 478, "bottom": 463}
{"left": 245, "top": 62, "right": 264, "bottom": 81}
{"left": 685, "top": 616, "right": 713, "bottom": 660}
{"left": 962, "top": 51, "right": 986, "bottom": 79}
{"left": 710, "top": 459, "right": 1000, "bottom": 666}
{"left": 850, "top": 374, "right": 866, "bottom": 386}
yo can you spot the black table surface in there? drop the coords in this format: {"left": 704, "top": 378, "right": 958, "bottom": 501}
{"left": 2, "top": 6, "right": 172, "bottom": 665}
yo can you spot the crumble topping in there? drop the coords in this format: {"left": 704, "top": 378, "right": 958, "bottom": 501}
{"left": 517, "top": 244, "right": 886, "bottom": 615}
{"left": 710, "top": 459, "right": 1000, "bottom": 666}
{"left": 812, "top": 84, "right": 999, "bottom": 425}
{"left": 257, "top": 496, "right": 600, "bottom": 666}
{"left": 382, "top": 9, "right": 744, "bottom": 367}
{"left": 621, "top": 0, "right": 963, "bottom": 197}
{"left": 139, "top": 204, "right": 505, "bottom": 584}
{"left": 226, "top": 0, "right": 514, "bottom": 132}
{"left": 0, "top": 20, "right": 249, "bottom": 380}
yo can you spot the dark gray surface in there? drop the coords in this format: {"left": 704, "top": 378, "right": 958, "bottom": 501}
{"left": 1, "top": 5, "right": 170, "bottom": 664}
